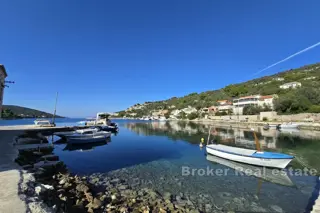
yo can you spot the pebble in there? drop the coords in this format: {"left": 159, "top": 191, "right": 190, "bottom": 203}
{"left": 111, "top": 194, "right": 117, "bottom": 200}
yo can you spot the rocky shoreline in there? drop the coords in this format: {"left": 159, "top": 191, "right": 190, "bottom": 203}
{"left": 15, "top": 133, "right": 204, "bottom": 213}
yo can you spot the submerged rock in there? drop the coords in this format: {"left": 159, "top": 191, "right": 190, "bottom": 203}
{"left": 269, "top": 205, "right": 284, "bottom": 213}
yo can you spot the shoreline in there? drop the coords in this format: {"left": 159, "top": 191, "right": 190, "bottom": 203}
{"left": 4, "top": 129, "right": 204, "bottom": 213}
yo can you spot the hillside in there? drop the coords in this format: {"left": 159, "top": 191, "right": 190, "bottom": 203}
{"left": 116, "top": 62, "right": 320, "bottom": 118}
{"left": 2, "top": 105, "right": 64, "bottom": 119}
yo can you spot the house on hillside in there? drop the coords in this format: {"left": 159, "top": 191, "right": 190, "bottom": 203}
{"left": 303, "top": 76, "right": 316, "bottom": 80}
{"left": 233, "top": 94, "right": 276, "bottom": 115}
{"left": 208, "top": 106, "right": 218, "bottom": 113}
{"left": 279, "top": 82, "right": 301, "bottom": 89}
{"left": 273, "top": 77, "right": 284, "bottom": 81}
{"left": 216, "top": 100, "right": 233, "bottom": 113}
{"left": 0, "top": 64, "right": 8, "bottom": 118}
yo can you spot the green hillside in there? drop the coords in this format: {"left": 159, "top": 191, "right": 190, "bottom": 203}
{"left": 2, "top": 105, "right": 64, "bottom": 119}
{"left": 117, "top": 62, "right": 320, "bottom": 118}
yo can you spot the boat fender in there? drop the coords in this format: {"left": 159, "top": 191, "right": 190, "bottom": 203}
{"left": 200, "top": 138, "right": 205, "bottom": 147}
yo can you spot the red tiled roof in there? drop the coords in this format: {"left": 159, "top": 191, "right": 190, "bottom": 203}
{"left": 260, "top": 95, "right": 273, "bottom": 100}
{"left": 237, "top": 95, "right": 256, "bottom": 99}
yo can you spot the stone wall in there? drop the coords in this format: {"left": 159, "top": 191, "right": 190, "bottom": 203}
{"left": 208, "top": 115, "right": 259, "bottom": 122}
{"left": 275, "top": 113, "right": 320, "bottom": 122}
{"left": 208, "top": 112, "right": 320, "bottom": 122}
{"left": 260, "top": 111, "right": 277, "bottom": 121}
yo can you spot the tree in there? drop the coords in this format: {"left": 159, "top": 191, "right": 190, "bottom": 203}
{"left": 309, "top": 105, "right": 320, "bottom": 113}
{"left": 177, "top": 111, "right": 187, "bottom": 119}
{"left": 243, "top": 105, "right": 261, "bottom": 115}
{"left": 274, "top": 92, "right": 312, "bottom": 114}
{"left": 187, "top": 112, "right": 198, "bottom": 120}
{"left": 164, "top": 112, "right": 171, "bottom": 119}
{"left": 1, "top": 109, "right": 16, "bottom": 118}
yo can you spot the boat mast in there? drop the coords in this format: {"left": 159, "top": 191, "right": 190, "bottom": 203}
{"left": 253, "top": 131, "right": 261, "bottom": 151}
{"left": 52, "top": 92, "right": 58, "bottom": 124}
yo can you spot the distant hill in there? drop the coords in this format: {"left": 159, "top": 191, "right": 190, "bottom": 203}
{"left": 116, "top": 62, "right": 320, "bottom": 117}
{"left": 2, "top": 105, "right": 64, "bottom": 118}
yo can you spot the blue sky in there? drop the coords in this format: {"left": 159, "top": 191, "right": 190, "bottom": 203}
{"left": 1, "top": 0, "right": 320, "bottom": 117}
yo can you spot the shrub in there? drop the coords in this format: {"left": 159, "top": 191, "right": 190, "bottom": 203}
{"left": 187, "top": 112, "right": 198, "bottom": 120}
{"left": 215, "top": 111, "right": 227, "bottom": 116}
{"left": 262, "top": 117, "right": 268, "bottom": 121}
{"left": 308, "top": 105, "right": 320, "bottom": 113}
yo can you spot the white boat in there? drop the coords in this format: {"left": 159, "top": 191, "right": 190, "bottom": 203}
{"left": 269, "top": 124, "right": 280, "bottom": 128}
{"left": 206, "top": 154, "right": 294, "bottom": 187}
{"left": 279, "top": 122, "right": 300, "bottom": 129}
{"left": 158, "top": 116, "right": 166, "bottom": 121}
{"left": 34, "top": 119, "right": 55, "bottom": 127}
{"left": 206, "top": 144, "right": 293, "bottom": 169}
{"left": 66, "top": 129, "right": 111, "bottom": 144}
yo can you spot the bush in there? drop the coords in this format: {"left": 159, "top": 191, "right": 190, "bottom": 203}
{"left": 187, "top": 112, "right": 198, "bottom": 120}
{"left": 262, "top": 117, "right": 268, "bottom": 121}
{"left": 308, "top": 105, "right": 320, "bottom": 113}
{"left": 177, "top": 111, "right": 187, "bottom": 119}
{"left": 215, "top": 111, "right": 227, "bottom": 116}
{"left": 243, "top": 105, "right": 262, "bottom": 115}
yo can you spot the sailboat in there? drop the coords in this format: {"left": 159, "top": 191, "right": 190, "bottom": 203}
{"left": 34, "top": 92, "right": 58, "bottom": 127}
{"left": 206, "top": 127, "right": 294, "bottom": 169}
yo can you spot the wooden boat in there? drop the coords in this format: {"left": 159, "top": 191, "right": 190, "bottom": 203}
{"left": 206, "top": 154, "right": 294, "bottom": 187}
{"left": 205, "top": 127, "right": 294, "bottom": 169}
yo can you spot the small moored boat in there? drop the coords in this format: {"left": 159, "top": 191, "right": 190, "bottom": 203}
{"left": 205, "top": 127, "right": 294, "bottom": 169}
{"left": 206, "top": 144, "right": 294, "bottom": 169}
{"left": 279, "top": 122, "right": 300, "bottom": 129}
{"left": 65, "top": 129, "right": 111, "bottom": 144}
{"left": 34, "top": 119, "right": 55, "bottom": 127}
{"left": 206, "top": 154, "right": 294, "bottom": 186}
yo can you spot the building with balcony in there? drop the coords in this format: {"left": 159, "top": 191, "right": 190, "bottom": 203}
{"left": 0, "top": 64, "right": 8, "bottom": 118}
{"left": 216, "top": 100, "right": 233, "bottom": 113}
{"left": 233, "top": 94, "right": 276, "bottom": 115}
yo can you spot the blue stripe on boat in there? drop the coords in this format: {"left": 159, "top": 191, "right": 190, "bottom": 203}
{"left": 206, "top": 146, "right": 294, "bottom": 159}
{"left": 252, "top": 152, "right": 294, "bottom": 159}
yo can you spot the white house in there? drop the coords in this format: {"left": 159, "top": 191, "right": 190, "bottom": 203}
{"left": 303, "top": 76, "right": 316, "bottom": 80}
{"left": 279, "top": 82, "right": 301, "bottom": 89}
{"left": 273, "top": 77, "right": 284, "bottom": 81}
{"left": 0, "top": 64, "right": 8, "bottom": 118}
{"left": 216, "top": 100, "right": 233, "bottom": 113}
{"left": 233, "top": 94, "right": 276, "bottom": 115}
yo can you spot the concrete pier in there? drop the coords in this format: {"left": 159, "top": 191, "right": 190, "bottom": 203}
{"left": 0, "top": 130, "right": 26, "bottom": 213}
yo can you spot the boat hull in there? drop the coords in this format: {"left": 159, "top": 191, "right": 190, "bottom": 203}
{"left": 67, "top": 134, "right": 111, "bottom": 144}
{"left": 206, "top": 155, "right": 294, "bottom": 187}
{"left": 206, "top": 145, "right": 292, "bottom": 169}
{"left": 279, "top": 124, "right": 299, "bottom": 129}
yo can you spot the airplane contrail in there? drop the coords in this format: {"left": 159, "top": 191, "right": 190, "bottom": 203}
{"left": 253, "top": 41, "right": 320, "bottom": 76}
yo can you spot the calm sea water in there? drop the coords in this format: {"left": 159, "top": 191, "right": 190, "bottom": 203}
{"left": 4, "top": 119, "right": 320, "bottom": 212}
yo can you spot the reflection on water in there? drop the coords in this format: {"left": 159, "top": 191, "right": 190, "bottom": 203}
{"left": 123, "top": 121, "right": 320, "bottom": 174}
{"left": 49, "top": 120, "right": 320, "bottom": 212}
{"left": 206, "top": 154, "right": 294, "bottom": 187}
{"left": 63, "top": 138, "right": 111, "bottom": 152}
